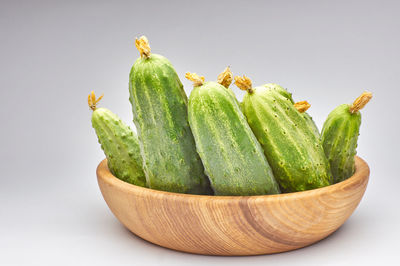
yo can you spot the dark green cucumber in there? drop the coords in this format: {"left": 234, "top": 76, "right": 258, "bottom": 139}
{"left": 88, "top": 92, "right": 146, "bottom": 186}
{"left": 321, "top": 92, "right": 372, "bottom": 183}
{"left": 129, "top": 37, "right": 211, "bottom": 194}
{"left": 237, "top": 77, "right": 332, "bottom": 192}
{"left": 187, "top": 73, "right": 280, "bottom": 196}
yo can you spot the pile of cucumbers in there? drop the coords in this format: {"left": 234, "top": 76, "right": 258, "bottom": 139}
{"left": 88, "top": 36, "right": 372, "bottom": 196}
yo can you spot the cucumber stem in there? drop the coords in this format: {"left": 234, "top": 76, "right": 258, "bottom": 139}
{"left": 88, "top": 91, "right": 103, "bottom": 111}
{"left": 217, "top": 66, "right": 233, "bottom": 88}
{"left": 185, "top": 72, "right": 205, "bottom": 87}
{"left": 349, "top": 91, "right": 372, "bottom": 113}
{"left": 234, "top": 75, "right": 253, "bottom": 94}
{"left": 135, "top": 36, "right": 151, "bottom": 58}
{"left": 294, "top": 101, "right": 311, "bottom": 113}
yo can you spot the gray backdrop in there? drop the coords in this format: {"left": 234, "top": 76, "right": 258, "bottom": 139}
{"left": 1, "top": 0, "right": 398, "bottom": 265}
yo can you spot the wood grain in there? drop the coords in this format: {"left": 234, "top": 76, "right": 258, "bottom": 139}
{"left": 96, "top": 156, "right": 369, "bottom": 256}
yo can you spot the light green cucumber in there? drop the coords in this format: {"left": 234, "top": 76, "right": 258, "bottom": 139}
{"left": 321, "top": 92, "right": 372, "bottom": 183}
{"left": 186, "top": 73, "right": 280, "bottom": 196}
{"left": 129, "top": 36, "right": 211, "bottom": 194}
{"left": 237, "top": 76, "right": 332, "bottom": 192}
{"left": 88, "top": 92, "right": 146, "bottom": 186}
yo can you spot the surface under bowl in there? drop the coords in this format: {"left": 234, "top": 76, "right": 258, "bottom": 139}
{"left": 96, "top": 156, "right": 369, "bottom": 256}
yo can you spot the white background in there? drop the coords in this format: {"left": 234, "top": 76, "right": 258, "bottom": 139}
{"left": 1, "top": 0, "right": 399, "bottom": 265}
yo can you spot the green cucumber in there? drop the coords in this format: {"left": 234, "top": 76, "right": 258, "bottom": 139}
{"left": 272, "top": 84, "right": 320, "bottom": 136}
{"left": 186, "top": 73, "right": 280, "bottom": 196}
{"left": 272, "top": 85, "right": 320, "bottom": 136}
{"left": 244, "top": 80, "right": 320, "bottom": 138}
{"left": 321, "top": 92, "right": 372, "bottom": 183}
{"left": 129, "top": 36, "right": 211, "bottom": 194}
{"left": 88, "top": 92, "right": 146, "bottom": 186}
{"left": 237, "top": 76, "right": 332, "bottom": 192}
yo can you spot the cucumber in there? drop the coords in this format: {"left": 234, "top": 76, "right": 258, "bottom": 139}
{"left": 321, "top": 92, "right": 372, "bottom": 183}
{"left": 186, "top": 73, "right": 280, "bottom": 196}
{"left": 236, "top": 76, "right": 332, "bottom": 192}
{"left": 88, "top": 92, "right": 146, "bottom": 186}
{"left": 129, "top": 36, "right": 211, "bottom": 194}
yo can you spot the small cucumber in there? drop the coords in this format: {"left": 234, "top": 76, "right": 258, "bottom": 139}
{"left": 88, "top": 92, "right": 146, "bottom": 186}
{"left": 321, "top": 92, "right": 372, "bottom": 183}
{"left": 187, "top": 72, "right": 280, "bottom": 196}
{"left": 236, "top": 76, "right": 332, "bottom": 192}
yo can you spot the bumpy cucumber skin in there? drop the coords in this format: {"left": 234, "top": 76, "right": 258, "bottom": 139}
{"left": 270, "top": 83, "right": 320, "bottom": 136}
{"left": 321, "top": 104, "right": 361, "bottom": 183}
{"left": 129, "top": 54, "right": 211, "bottom": 194}
{"left": 269, "top": 83, "right": 293, "bottom": 101}
{"left": 91, "top": 108, "right": 146, "bottom": 187}
{"left": 188, "top": 81, "right": 280, "bottom": 196}
{"left": 242, "top": 85, "right": 332, "bottom": 192}
{"left": 303, "top": 113, "right": 320, "bottom": 137}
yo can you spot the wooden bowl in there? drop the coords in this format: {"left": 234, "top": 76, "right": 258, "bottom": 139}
{"left": 97, "top": 156, "right": 369, "bottom": 256}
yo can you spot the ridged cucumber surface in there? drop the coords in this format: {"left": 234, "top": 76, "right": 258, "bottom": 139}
{"left": 88, "top": 92, "right": 146, "bottom": 186}
{"left": 129, "top": 37, "right": 211, "bottom": 194}
{"left": 237, "top": 77, "right": 332, "bottom": 192}
{"left": 249, "top": 82, "right": 320, "bottom": 137}
{"left": 294, "top": 100, "right": 320, "bottom": 137}
{"left": 303, "top": 112, "right": 320, "bottom": 136}
{"left": 270, "top": 83, "right": 293, "bottom": 101}
{"left": 321, "top": 92, "right": 372, "bottom": 183}
{"left": 272, "top": 84, "right": 320, "bottom": 136}
{"left": 187, "top": 73, "right": 280, "bottom": 196}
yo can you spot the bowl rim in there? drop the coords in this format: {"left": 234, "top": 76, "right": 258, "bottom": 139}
{"left": 97, "top": 156, "right": 369, "bottom": 200}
